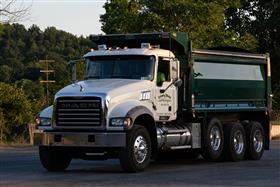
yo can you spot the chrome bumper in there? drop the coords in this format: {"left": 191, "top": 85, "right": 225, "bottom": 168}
{"left": 34, "top": 132, "right": 126, "bottom": 147}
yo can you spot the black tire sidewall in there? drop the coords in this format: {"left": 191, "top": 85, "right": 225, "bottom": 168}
{"left": 246, "top": 122, "right": 264, "bottom": 160}
{"left": 39, "top": 146, "right": 71, "bottom": 171}
{"left": 225, "top": 123, "right": 246, "bottom": 161}
{"left": 120, "top": 125, "right": 151, "bottom": 172}
{"left": 202, "top": 118, "right": 224, "bottom": 161}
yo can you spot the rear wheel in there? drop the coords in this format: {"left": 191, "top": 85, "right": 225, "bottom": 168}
{"left": 119, "top": 125, "right": 151, "bottom": 172}
{"left": 39, "top": 146, "right": 72, "bottom": 171}
{"left": 245, "top": 121, "right": 264, "bottom": 160}
{"left": 201, "top": 118, "right": 224, "bottom": 161}
{"left": 223, "top": 123, "right": 246, "bottom": 162}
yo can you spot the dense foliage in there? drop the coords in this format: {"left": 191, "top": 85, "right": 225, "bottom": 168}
{"left": 100, "top": 0, "right": 258, "bottom": 50}
{"left": 0, "top": 82, "right": 32, "bottom": 141}
{"left": 0, "top": 24, "right": 94, "bottom": 142}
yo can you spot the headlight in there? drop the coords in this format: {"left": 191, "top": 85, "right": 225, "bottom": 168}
{"left": 110, "top": 117, "right": 132, "bottom": 129}
{"left": 38, "top": 117, "right": 52, "bottom": 126}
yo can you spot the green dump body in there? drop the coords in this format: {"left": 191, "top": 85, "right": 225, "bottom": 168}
{"left": 191, "top": 50, "right": 271, "bottom": 113}
{"left": 90, "top": 32, "right": 272, "bottom": 114}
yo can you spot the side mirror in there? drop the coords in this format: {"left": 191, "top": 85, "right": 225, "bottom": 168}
{"left": 160, "top": 77, "right": 182, "bottom": 93}
{"left": 69, "top": 61, "right": 77, "bottom": 83}
{"left": 173, "top": 78, "right": 182, "bottom": 87}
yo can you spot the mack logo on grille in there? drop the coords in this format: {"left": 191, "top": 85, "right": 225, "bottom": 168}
{"left": 56, "top": 97, "right": 102, "bottom": 127}
{"left": 60, "top": 103, "right": 99, "bottom": 109}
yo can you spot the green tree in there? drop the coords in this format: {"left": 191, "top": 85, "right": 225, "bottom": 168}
{"left": 0, "top": 24, "right": 3, "bottom": 36}
{"left": 0, "top": 23, "right": 94, "bottom": 104}
{"left": 0, "top": 65, "right": 13, "bottom": 82}
{"left": 0, "top": 110, "right": 7, "bottom": 143}
{"left": 100, "top": 0, "right": 258, "bottom": 49}
{"left": 15, "top": 79, "right": 45, "bottom": 113}
{"left": 0, "top": 82, "right": 33, "bottom": 142}
{"left": 100, "top": 0, "right": 142, "bottom": 34}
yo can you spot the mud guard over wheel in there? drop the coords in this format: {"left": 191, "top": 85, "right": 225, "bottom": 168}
{"left": 119, "top": 125, "right": 151, "bottom": 172}
{"left": 201, "top": 118, "right": 224, "bottom": 161}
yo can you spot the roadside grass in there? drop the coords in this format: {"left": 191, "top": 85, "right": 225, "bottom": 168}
{"left": 0, "top": 137, "right": 31, "bottom": 148}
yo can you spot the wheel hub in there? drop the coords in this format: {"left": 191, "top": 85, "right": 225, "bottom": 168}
{"left": 210, "top": 126, "right": 221, "bottom": 151}
{"left": 253, "top": 130, "right": 263, "bottom": 153}
{"left": 233, "top": 130, "right": 244, "bottom": 154}
{"left": 133, "top": 135, "right": 148, "bottom": 164}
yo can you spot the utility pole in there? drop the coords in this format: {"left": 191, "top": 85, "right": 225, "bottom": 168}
{"left": 40, "top": 58, "right": 55, "bottom": 106}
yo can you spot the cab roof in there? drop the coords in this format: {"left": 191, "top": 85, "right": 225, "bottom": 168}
{"left": 83, "top": 48, "right": 175, "bottom": 59}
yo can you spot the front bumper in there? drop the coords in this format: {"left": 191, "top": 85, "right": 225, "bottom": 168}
{"left": 34, "top": 132, "right": 126, "bottom": 147}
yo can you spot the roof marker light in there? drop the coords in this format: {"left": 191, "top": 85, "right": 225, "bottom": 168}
{"left": 141, "top": 43, "right": 151, "bottom": 49}
{"left": 98, "top": 44, "right": 107, "bottom": 50}
{"left": 162, "top": 32, "right": 169, "bottom": 38}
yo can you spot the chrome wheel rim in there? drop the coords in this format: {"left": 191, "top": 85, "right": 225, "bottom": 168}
{"left": 253, "top": 130, "right": 263, "bottom": 153}
{"left": 233, "top": 130, "right": 244, "bottom": 154}
{"left": 210, "top": 126, "right": 221, "bottom": 151}
{"left": 133, "top": 135, "right": 148, "bottom": 164}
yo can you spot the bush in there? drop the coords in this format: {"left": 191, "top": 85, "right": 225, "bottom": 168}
{"left": 0, "top": 82, "right": 33, "bottom": 142}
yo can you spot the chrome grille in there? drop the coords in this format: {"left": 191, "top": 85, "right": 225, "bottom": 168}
{"left": 56, "top": 97, "right": 102, "bottom": 127}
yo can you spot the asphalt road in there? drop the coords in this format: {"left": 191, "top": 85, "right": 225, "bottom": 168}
{"left": 0, "top": 141, "right": 279, "bottom": 187}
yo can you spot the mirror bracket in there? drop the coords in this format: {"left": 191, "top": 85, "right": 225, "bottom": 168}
{"left": 160, "top": 78, "right": 182, "bottom": 93}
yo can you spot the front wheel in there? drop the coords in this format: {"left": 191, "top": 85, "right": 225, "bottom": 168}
{"left": 39, "top": 146, "right": 72, "bottom": 171}
{"left": 119, "top": 125, "right": 151, "bottom": 172}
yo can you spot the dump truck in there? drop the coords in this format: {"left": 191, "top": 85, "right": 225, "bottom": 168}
{"left": 35, "top": 32, "right": 272, "bottom": 172}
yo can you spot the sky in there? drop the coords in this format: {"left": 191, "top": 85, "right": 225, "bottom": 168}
{"left": 18, "top": 0, "right": 106, "bottom": 37}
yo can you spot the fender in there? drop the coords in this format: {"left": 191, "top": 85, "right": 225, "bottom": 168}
{"left": 107, "top": 100, "right": 155, "bottom": 130}
{"left": 37, "top": 105, "right": 53, "bottom": 130}
{"left": 125, "top": 105, "right": 157, "bottom": 159}
{"left": 126, "top": 105, "right": 154, "bottom": 123}
{"left": 39, "top": 105, "right": 53, "bottom": 119}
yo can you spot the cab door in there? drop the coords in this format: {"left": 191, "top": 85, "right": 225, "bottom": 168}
{"left": 155, "top": 57, "right": 179, "bottom": 121}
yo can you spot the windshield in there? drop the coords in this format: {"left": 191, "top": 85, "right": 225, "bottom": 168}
{"left": 85, "top": 55, "right": 155, "bottom": 80}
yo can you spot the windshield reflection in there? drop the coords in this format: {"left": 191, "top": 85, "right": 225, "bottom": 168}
{"left": 85, "top": 55, "right": 155, "bottom": 80}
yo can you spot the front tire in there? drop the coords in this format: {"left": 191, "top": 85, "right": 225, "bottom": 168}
{"left": 119, "top": 125, "right": 151, "bottom": 172}
{"left": 245, "top": 121, "right": 264, "bottom": 160}
{"left": 39, "top": 146, "right": 72, "bottom": 171}
{"left": 223, "top": 123, "right": 246, "bottom": 162}
{"left": 201, "top": 118, "right": 224, "bottom": 161}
